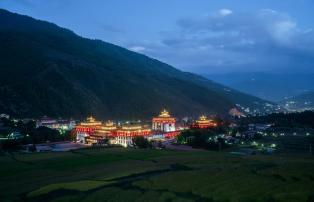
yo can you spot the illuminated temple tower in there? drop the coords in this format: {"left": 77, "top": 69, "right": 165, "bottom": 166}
{"left": 192, "top": 115, "right": 217, "bottom": 129}
{"left": 75, "top": 116, "right": 102, "bottom": 143}
{"left": 152, "top": 109, "right": 176, "bottom": 132}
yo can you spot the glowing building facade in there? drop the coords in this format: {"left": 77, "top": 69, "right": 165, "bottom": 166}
{"left": 111, "top": 124, "right": 151, "bottom": 147}
{"left": 75, "top": 116, "right": 102, "bottom": 144}
{"left": 75, "top": 110, "right": 180, "bottom": 146}
{"left": 76, "top": 117, "right": 151, "bottom": 146}
{"left": 36, "top": 116, "right": 76, "bottom": 131}
{"left": 152, "top": 110, "right": 176, "bottom": 132}
{"left": 192, "top": 115, "right": 217, "bottom": 129}
{"left": 88, "top": 120, "right": 118, "bottom": 144}
{"left": 97, "top": 120, "right": 117, "bottom": 135}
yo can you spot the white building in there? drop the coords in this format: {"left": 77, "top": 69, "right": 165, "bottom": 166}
{"left": 152, "top": 109, "right": 176, "bottom": 132}
{"left": 36, "top": 116, "right": 76, "bottom": 131}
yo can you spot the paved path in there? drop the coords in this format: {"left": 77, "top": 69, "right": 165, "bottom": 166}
{"left": 36, "top": 141, "right": 88, "bottom": 152}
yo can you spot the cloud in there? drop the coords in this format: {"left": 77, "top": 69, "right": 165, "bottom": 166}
{"left": 129, "top": 46, "right": 146, "bottom": 52}
{"left": 139, "top": 9, "right": 314, "bottom": 74}
{"left": 218, "top": 9, "right": 233, "bottom": 17}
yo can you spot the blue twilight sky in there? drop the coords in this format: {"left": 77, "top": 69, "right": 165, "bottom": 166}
{"left": 0, "top": 0, "right": 314, "bottom": 74}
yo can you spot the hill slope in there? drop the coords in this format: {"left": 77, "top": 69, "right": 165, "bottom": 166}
{"left": 0, "top": 9, "right": 273, "bottom": 119}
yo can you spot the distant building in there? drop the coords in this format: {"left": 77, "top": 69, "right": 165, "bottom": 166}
{"left": 229, "top": 108, "right": 245, "bottom": 118}
{"left": 248, "top": 124, "right": 272, "bottom": 132}
{"left": 229, "top": 123, "right": 238, "bottom": 129}
{"left": 75, "top": 116, "right": 102, "bottom": 144}
{"left": 0, "top": 113, "right": 10, "bottom": 119}
{"left": 150, "top": 109, "right": 180, "bottom": 140}
{"left": 36, "top": 116, "right": 76, "bottom": 131}
{"left": 7, "top": 131, "right": 23, "bottom": 139}
{"left": 152, "top": 109, "right": 176, "bottom": 132}
{"left": 191, "top": 115, "right": 217, "bottom": 129}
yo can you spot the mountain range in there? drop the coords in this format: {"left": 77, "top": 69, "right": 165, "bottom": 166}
{"left": 206, "top": 72, "right": 314, "bottom": 102}
{"left": 0, "top": 9, "right": 276, "bottom": 119}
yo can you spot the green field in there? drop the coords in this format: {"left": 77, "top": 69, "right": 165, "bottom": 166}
{"left": 0, "top": 148, "right": 314, "bottom": 202}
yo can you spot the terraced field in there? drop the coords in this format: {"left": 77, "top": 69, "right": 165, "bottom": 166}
{"left": 0, "top": 148, "right": 314, "bottom": 202}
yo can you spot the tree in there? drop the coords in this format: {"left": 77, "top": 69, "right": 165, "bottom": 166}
{"left": 132, "top": 136, "right": 151, "bottom": 148}
{"left": 33, "top": 127, "right": 61, "bottom": 143}
{"left": 28, "top": 144, "right": 37, "bottom": 152}
{"left": 176, "top": 128, "right": 231, "bottom": 151}
{"left": 1, "top": 139, "right": 20, "bottom": 151}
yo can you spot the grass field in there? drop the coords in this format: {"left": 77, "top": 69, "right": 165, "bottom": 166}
{"left": 0, "top": 148, "right": 314, "bottom": 202}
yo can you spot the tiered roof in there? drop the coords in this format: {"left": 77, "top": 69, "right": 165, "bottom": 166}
{"left": 152, "top": 109, "right": 176, "bottom": 123}
{"left": 193, "top": 115, "right": 217, "bottom": 128}
{"left": 80, "top": 116, "right": 102, "bottom": 126}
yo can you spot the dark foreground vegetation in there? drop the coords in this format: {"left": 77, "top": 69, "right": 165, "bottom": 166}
{"left": 0, "top": 118, "right": 74, "bottom": 151}
{"left": 0, "top": 148, "right": 313, "bottom": 202}
{"left": 239, "top": 111, "right": 314, "bottom": 129}
{"left": 176, "top": 111, "right": 314, "bottom": 154}
{"left": 132, "top": 136, "right": 152, "bottom": 148}
{"left": 177, "top": 127, "right": 231, "bottom": 151}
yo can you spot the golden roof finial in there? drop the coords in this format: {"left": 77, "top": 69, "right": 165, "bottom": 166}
{"left": 105, "top": 120, "right": 114, "bottom": 126}
{"left": 87, "top": 116, "right": 95, "bottom": 122}
{"left": 199, "top": 115, "right": 207, "bottom": 121}
{"left": 159, "top": 109, "right": 170, "bottom": 117}
{"left": 80, "top": 116, "right": 102, "bottom": 126}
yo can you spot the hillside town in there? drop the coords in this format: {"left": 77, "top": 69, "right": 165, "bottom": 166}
{"left": 1, "top": 2, "right": 314, "bottom": 201}
{"left": 1, "top": 109, "right": 313, "bottom": 155}
{"left": 0, "top": 109, "right": 221, "bottom": 150}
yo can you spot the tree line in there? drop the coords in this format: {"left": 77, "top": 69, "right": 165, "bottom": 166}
{"left": 0, "top": 118, "right": 75, "bottom": 151}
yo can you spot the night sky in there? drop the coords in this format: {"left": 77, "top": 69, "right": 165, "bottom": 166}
{"left": 1, "top": 0, "right": 314, "bottom": 74}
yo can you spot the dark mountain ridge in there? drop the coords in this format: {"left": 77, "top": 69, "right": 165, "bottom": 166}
{"left": 0, "top": 9, "right": 273, "bottom": 119}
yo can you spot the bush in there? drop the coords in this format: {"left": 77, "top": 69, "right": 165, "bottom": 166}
{"left": 1, "top": 139, "right": 21, "bottom": 151}
{"left": 177, "top": 128, "right": 230, "bottom": 151}
{"left": 132, "top": 136, "right": 151, "bottom": 148}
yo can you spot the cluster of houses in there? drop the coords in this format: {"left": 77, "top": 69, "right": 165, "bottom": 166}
{"left": 36, "top": 116, "right": 76, "bottom": 131}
